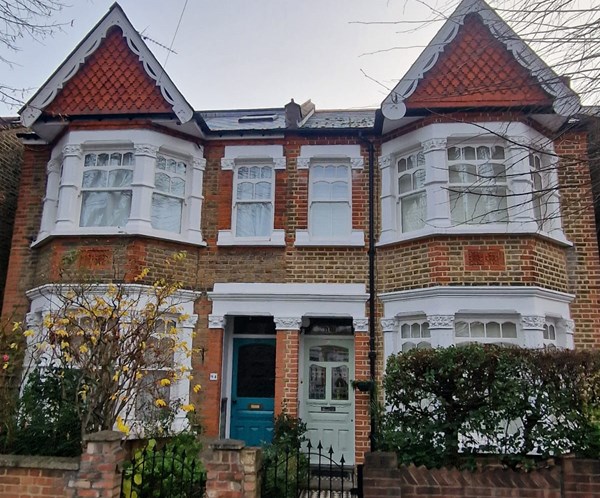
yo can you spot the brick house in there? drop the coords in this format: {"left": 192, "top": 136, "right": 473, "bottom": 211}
{"left": 2, "top": 0, "right": 599, "bottom": 467}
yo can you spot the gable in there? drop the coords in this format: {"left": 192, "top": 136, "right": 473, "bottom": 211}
{"left": 405, "top": 14, "right": 552, "bottom": 110}
{"left": 381, "top": 0, "right": 580, "bottom": 122}
{"left": 21, "top": 3, "right": 193, "bottom": 127}
{"left": 44, "top": 26, "right": 172, "bottom": 116}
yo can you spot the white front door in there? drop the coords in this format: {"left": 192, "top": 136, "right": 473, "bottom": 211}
{"left": 302, "top": 336, "right": 355, "bottom": 465}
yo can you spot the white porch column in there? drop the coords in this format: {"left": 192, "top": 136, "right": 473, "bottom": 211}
{"left": 128, "top": 144, "right": 158, "bottom": 233}
{"left": 426, "top": 314, "right": 454, "bottom": 348}
{"left": 521, "top": 315, "right": 545, "bottom": 348}
{"left": 422, "top": 138, "right": 450, "bottom": 228}
{"left": 55, "top": 144, "right": 82, "bottom": 230}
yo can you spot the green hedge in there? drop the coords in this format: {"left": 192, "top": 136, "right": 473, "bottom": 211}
{"left": 381, "top": 345, "right": 600, "bottom": 468}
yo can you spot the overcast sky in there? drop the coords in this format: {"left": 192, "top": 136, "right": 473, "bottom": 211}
{"left": 0, "top": 0, "right": 451, "bottom": 116}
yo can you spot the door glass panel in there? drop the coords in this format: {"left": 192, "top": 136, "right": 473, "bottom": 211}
{"left": 309, "top": 365, "right": 326, "bottom": 399}
{"left": 236, "top": 344, "right": 275, "bottom": 398}
{"left": 309, "top": 345, "right": 349, "bottom": 362}
{"left": 331, "top": 366, "right": 349, "bottom": 400}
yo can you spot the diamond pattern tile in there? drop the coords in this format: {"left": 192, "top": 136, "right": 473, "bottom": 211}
{"left": 45, "top": 26, "right": 172, "bottom": 116}
{"left": 406, "top": 14, "right": 552, "bottom": 109}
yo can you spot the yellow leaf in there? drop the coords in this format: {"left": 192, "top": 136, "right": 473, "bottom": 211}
{"left": 155, "top": 399, "right": 167, "bottom": 408}
{"left": 181, "top": 404, "right": 195, "bottom": 412}
{"left": 159, "top": 378, "right": 171, "bottom": 387}
{"left": 116, "top": 416, "right": 130, "bottom": 436}
{"left": 193, "top": 384, "right": 202, "bottom": 393}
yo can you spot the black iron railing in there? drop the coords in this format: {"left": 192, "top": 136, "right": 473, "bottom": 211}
{"left": 261, "top": 440, "right": 361, "bottom": 498}
{"left": 121, "top": 443, "right": 206, "bottom": 498}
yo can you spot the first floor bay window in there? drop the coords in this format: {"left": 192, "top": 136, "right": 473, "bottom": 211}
{"left": 80, "top": 151, "right": 133, "bottom": 227}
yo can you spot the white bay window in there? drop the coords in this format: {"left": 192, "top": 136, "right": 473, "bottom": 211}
{"left": 379, "top": 122, "right": 568, "bottom": 246}
{"left": 36, "top": 129, "right": 205, "bottom": 246}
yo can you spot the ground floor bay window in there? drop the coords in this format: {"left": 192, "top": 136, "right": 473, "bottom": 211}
{"left": 380, "top": 286, "right": 574, "bottom": 362}
{"left": 25, "top": 283, "right": 199, "bottom": 437}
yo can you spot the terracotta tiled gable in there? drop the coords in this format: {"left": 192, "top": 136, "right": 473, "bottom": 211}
{"left": 406, "top": 14, "right": 553, "bottom": 110}
{"left": 45, "top": 26, "right": 172, "bottom": 117}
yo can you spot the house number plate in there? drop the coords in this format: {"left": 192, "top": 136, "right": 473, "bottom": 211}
{"left": 321, "top": 406, "right": 336, "bottom": 412}
{"left": 248, "top": 403, "right": 262, "bottom": 410}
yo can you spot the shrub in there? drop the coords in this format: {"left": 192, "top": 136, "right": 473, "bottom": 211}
{"left": 121, "top": 432, "right": 205, "bottom": 498}
{"left": 381, "top": 345, "right": 600, "bottom": 468}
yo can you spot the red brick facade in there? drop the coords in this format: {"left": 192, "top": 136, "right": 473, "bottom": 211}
{"left": 3, "top": 0, "right": 600, "bottom": 470}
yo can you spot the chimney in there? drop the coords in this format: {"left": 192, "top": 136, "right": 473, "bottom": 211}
{"left": 285, "top": 99, "right": 302, "bottom": 128}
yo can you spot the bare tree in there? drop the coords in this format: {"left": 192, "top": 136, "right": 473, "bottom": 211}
{"left": 0, "top": 0, "right": 68, "bottom": 108}
{"left": 359, "top": 0, "right": 600, "bottom": 229}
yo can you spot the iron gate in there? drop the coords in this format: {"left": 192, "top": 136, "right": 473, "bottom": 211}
{"left": 261, "top": 439, "right": 363, "bottom": 498}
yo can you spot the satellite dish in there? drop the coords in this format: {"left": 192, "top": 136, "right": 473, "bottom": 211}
{"left": 382, "top": 100, "right": 406, "bottom": 120}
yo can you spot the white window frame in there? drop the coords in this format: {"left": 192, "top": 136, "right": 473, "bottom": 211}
{"left": 398, "top": 318, "right": 431, "bottom": 352}
{"left": 35, "top": 129, "right": 206, "bottom": 247}
{"left": 454, "top": 316, "right": 519, "bottom": 346}
{"left": 151, "top": 153, "right": 188, "bottom": 234}
{"left": 232, "top": 161, "right": 275, "bottom": 239}
{"left": 79, "top": 149, "right": 135, "bottom": 228}
{"left": 447, "top": 143, "right": 509, "bottom": 226}
{"left": 396, "top": 149, "right": 427, "bottom": 233}
{"left": 378, "top": 122, "right": 570, "bottom": 247}
{"left": 308, "top": 160, "right": 352, "bottom": 240}
{"left": 217, "top": 145, "right": 285, "bottom": 246}
{"left": 295, "top": 144, "right": 365, "bottom": 247}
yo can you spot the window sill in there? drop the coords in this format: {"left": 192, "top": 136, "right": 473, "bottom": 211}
{"left": 294, "top": 229, "right": 365, "bottom": 247}
{"left": 217, "top": 229, "right": 286, "bottom": 247}
{"left": 32, "top": 226, "right": 207, "bottom": 248}
{"left": 377, "top": 224, "right": 572, "bottom": 248}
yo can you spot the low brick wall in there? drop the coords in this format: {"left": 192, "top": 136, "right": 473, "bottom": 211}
{"left": 363, "top": 452, "right": 600, "bottom": 498}
{"left": 0, "top": 454, "right": 79, "bottom": 497}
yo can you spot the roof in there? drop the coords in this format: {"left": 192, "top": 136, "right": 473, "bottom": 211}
{"left": 198, "top": 108, "right": 376, "bottom": 132}
{"left": 302, "top": 110, "right": 375, "bottom": 129}
{"left": 20, "top": 2, "right": 194, "bottom": 127}
{"left": 381, "top": 0, "right": 580, "bottom": 120}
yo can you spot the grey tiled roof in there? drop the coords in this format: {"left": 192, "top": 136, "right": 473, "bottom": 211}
{"left": 198, "top": 108, "right": 376, "bottom": 132}
{"left": 199, "top": 109, "right": 286, "bottom": 131}
{"left": 302, "top": 110, "right": 376, "bottom": 129}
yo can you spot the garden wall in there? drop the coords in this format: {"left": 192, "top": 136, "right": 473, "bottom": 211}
{"left": 363, "top": 452, "right": 600, "bottom": 498}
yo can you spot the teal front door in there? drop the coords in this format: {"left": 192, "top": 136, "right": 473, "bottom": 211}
{"left": 230, "top": 338, "right": 276, "bottom": 445}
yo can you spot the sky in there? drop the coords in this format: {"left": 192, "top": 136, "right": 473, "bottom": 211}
{"left": 0, "top": 0, "right": 450, "bottom": 116}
